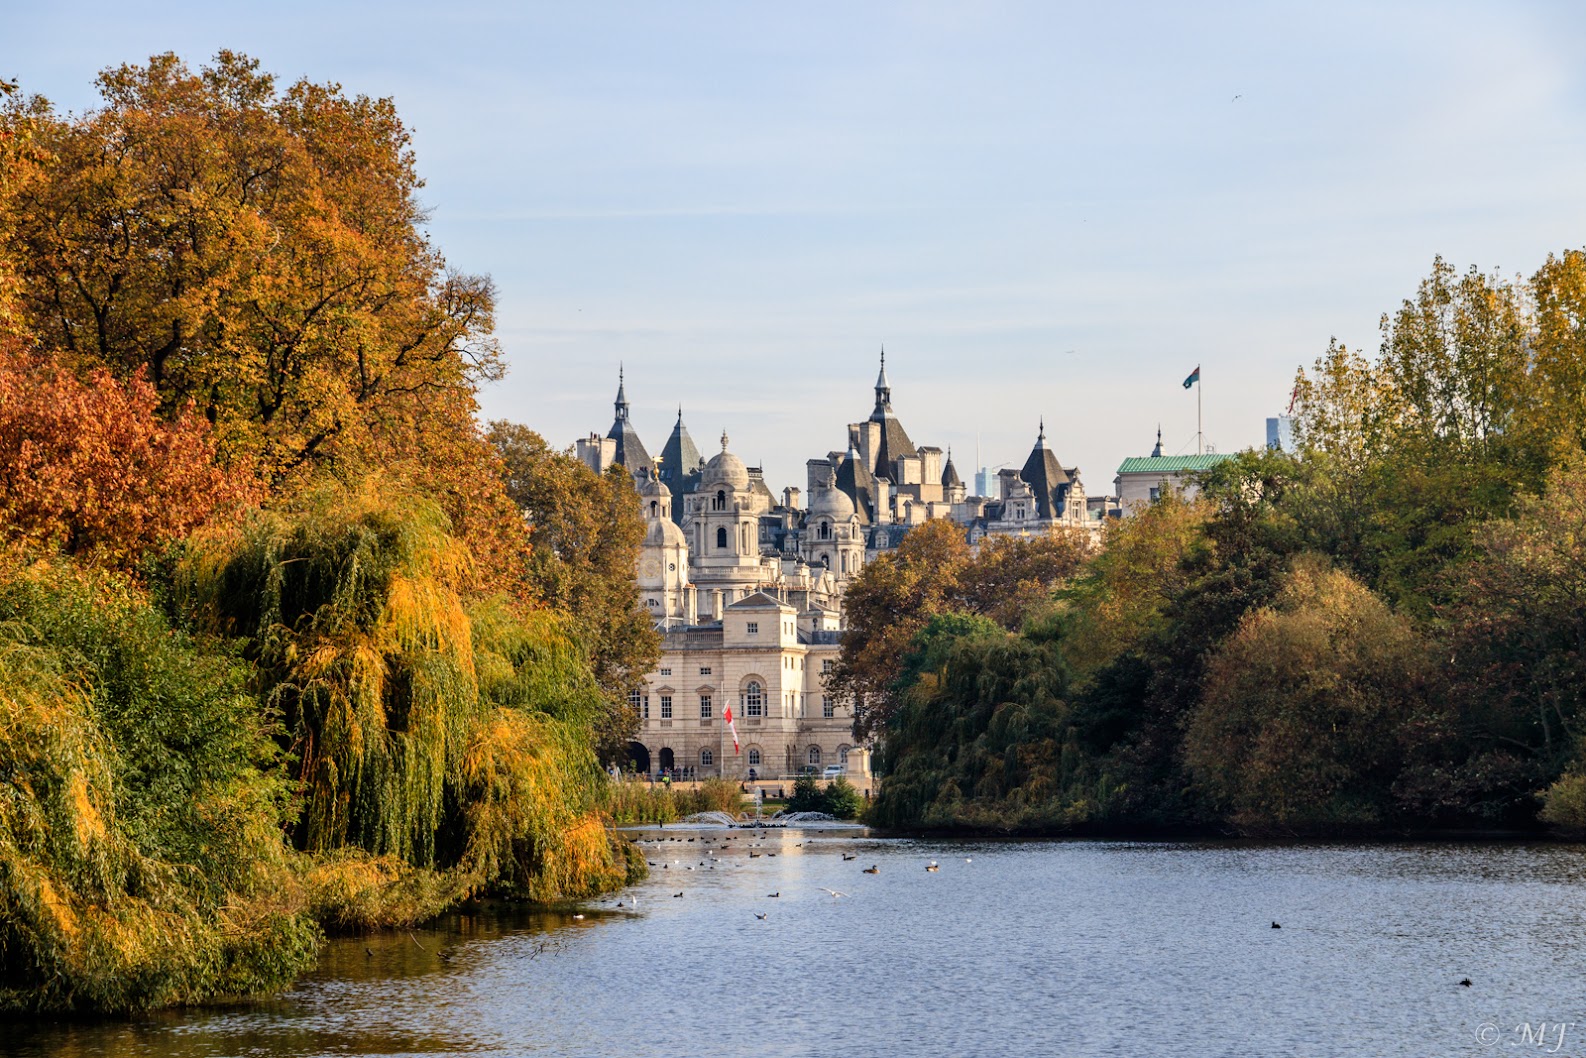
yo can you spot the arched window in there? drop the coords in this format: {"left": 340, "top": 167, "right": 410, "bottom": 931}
{"left": 748, "top": 747, "right": 762, "bottom": 766}
{"left": 808, "top": 745, "right": 822, "bottom": 765}
{"left": 840, "top": 553, "right": 848, "bottom": 573}
{"left": 745, "top": 680, "right": 763, "bottom": 717}
{"left": 716, "top": 526, "right": 728, "bottom": 549}
{"left": 715, "top": 490, "right": 726, "bottom": 510}
{"left": 649, "top": 500, "right": 658, "bottom": 517}
{"left": 820, "top": 553, "right": 830, "bottom": 569}
{"left": 819, "top": 521, "right": 830, "bottom": 540}
{"left": 700, "top": 748, "right": 714, "bottom": 767}
{"left": 838, "top": 744, "right": 850, "bottom": 764}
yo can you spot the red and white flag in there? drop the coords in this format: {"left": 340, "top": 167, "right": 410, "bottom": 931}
{"left": 722, "top": 704, "right": 740, "bottom": 754}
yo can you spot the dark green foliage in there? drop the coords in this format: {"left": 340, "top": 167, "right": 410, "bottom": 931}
{"left": 786, "top": 775, "right": 862, "bottom": 820}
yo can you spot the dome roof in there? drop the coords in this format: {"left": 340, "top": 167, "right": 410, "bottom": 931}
{"left": 637, "top": 472, "right": 670, "bottom": 499}
{"left": 808, "top": 484, "right": 856, "bottom": 520}
{"left": 702, "top": 430, "right": 750, "bottom": 490}
{"left": 644, "top": 517, "right": 688, "bottom": 548}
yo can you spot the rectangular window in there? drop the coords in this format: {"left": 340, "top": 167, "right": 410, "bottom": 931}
{"left": 699, "top": 666, "right": 712, "bottom": 675}
{"left": 823, "top": 696, "right": 835, "bottom": 719}
{"left": 660, "top": 695, "right": 673, "bottom": 719}
{"left": 822, "top": 659, "right": 833, "bottom": 674}
{"left": 747, "top": 621, "right": 758, "bottom": 635}
{"left": 642, "top": 696, "right": 650, "bottom": 720}
{"left": 700, "top": 695, "right": 712, "bottom": 719}
{"left": 1149, "top": 486, "right": 1161, "bottom": 502}
{"left": 660, "top": 667, "right": 672, "bottom": 676}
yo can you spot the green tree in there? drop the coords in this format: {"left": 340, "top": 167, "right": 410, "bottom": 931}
{"left": 486, "top": 422, "right": 659, "bottom": 755}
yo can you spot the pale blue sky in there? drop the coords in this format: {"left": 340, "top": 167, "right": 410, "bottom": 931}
{"left": 9, "top": 1, "right": 1586, "bottom": 492}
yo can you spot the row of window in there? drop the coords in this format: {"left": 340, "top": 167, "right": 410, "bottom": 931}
{"left": 630, "top": 686, "right": 837, "bottom": 720}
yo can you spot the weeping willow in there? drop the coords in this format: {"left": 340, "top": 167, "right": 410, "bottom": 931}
{"left": 0, "top": 554, "right": 318, "bottom": 1013}
{"left": 182, "top": 478, "right": 637, "bottom": 905}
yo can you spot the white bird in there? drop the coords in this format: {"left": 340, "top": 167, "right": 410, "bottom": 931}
{"left": 817, "top": 888, "right": 848, "bottom": 899}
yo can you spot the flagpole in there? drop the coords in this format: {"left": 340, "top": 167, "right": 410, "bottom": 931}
{"left": 1198, "top": 368, "right": 1203, "bottom": 456}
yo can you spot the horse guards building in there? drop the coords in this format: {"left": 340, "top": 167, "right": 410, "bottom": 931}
{"left": 579, "top": 354, "right": 1216, "bottom": 786}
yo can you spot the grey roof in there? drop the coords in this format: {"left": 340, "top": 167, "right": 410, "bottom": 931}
{"left": 727, "top": 590, "right": 793, "bottom": 611}
{"left": 941, "top": 451, "right": 962, "bottom": 489}
{"left": 1019, "top": 420, "right": 1073, "bottom": 520}
{"left": 658, "top": 409, "right": 702, "bottom": 523}
{"left": 834, "top": 445, "right": 876, "bottom": 525}
{"left": 606, "top": 368, "right": 654, "bottom": 476}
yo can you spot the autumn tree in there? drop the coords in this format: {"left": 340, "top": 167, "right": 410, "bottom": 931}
{"left": 0, "top": 343, "right": 247, "bottom": 568}
{"left": 487, "top": 422, "right": 658, "bottom": 755}
{"left": 0, "top": 52, "right": 501, "bottom": 483}
{"left": 1184, "top": 558, "right": 1431, "bottom": 833}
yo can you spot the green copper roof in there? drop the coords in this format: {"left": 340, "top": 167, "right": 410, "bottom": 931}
{"left": 1116, "top": 454, "right": 1237, "bottom": 474}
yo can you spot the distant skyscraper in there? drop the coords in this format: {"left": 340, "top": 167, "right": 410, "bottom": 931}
{"left": 1266, "top": 415, "right": 1295, "bottom": 453}
{"left": 975, "top": 468, "right": 994, "bottom": 498}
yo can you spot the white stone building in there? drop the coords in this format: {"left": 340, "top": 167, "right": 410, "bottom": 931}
{"left": 583, "top": 353, "right": 1111, "bottom": 780}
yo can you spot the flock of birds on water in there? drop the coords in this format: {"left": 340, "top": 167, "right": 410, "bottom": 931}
{"left": 601, "top": 832, "right": 972, "bottom": 912}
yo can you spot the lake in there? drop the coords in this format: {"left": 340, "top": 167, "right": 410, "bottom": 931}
{"left": 13, "top": 830, "right": 1586, "bottom": 1057}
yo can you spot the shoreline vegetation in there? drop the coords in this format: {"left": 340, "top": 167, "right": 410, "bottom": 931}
{"left": 0, "top": 55, "right": 657, "bottom": 1014}
{"left": 844, "top": 254, "right": 1586, "bottom": 844}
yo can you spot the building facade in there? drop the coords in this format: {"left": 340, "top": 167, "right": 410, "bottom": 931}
{"left": 585, "top": 353, "right": 1109, "bottom": 780}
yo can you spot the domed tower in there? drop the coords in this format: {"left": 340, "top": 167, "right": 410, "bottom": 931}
{"left": 802, "top": 479, "right": 865, "bottom": 581}
{"left": 636, "top": 472, "right": 692, "bottom": 626}
{"left": 683, "top": 432, "right": 771, "bottom": 611}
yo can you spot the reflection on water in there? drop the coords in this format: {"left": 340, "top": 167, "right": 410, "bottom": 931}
{"left": 13, "top": 834, "right": 1586, "bottom": 1057}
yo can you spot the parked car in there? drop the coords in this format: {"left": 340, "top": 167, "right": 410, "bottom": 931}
{"left": 822, "top": 764, "right": 845, "bottom": 779}
{"left": 796, "top": 765, "right": 818, "bottom": 776}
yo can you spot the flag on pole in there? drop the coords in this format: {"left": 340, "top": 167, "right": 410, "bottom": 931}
{"left": 722, "top": 704, "right": 740, "bottom": 754}
{"left": 1182, "top": 365, "right": 1201, "bottom": 389}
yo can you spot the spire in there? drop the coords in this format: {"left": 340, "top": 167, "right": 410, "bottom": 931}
{"left": 1151, "top": 425, "right": 1163, "bottom": 458}
{"left": 1037, "top": 417, "right": 1047, "bottom": 446}
{"left": 720, "top": 430, "right": 730, "bottom": 452}
{"left": 613, "top": 363, "right": 629, "bottom": 422}
{"left": 874, "top": 345, "right": 891, "bottom": 411}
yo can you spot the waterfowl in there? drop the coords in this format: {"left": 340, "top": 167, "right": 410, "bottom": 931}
{"left": 673, "top": 892, "right": 683, "bottom": 898}
{"left": 925, "top": 862, "right": 939, "bottom": 872}
{"left": 1271, "top": 922, "right": 1281, "bottom": 929}
{"left": 767, "top": 892, "right": 780, "bottom": 898}
{"left": 755, "top": 913, "right": 767, "bottom": 920}
{"left": 862, "top": 865, "right": 879, "bottom": 874}
{"left": 842, "top": 853, "right": 857, "bottom": 861}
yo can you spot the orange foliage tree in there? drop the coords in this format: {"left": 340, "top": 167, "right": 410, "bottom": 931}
{"left": 0, "top": 342, "right": 247, "bottom": 567}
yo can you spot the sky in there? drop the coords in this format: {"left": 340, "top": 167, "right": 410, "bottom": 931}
{"left": 9, "top": 1, "right": 1586, "bottom": 494}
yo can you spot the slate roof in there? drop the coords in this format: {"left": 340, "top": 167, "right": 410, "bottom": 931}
{"left": 658, "top": 409, "right": 702, "bottom": 522}
{"left": 1019, "top": 422, "right": 1074, "bottom": 520}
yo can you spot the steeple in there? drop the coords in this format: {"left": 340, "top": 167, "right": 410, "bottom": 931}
{"left": 1037, "top": 417, "right": 1047, "bottom": 446}
{"left": 864, "top": 345, "right": 916, "bottom": 478}
{"left": 604, "top": 363, "right": 653, "bottom": 476}
{"left": 1151, "top": 425, "right": 1163, "bottom": 458}
{"left": 614, "top": 363, "right": 629, "bottom": 422}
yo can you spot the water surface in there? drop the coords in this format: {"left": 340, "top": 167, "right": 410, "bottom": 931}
{"left": 14, "top": 833, "right": 1586, "bottom": 1057}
